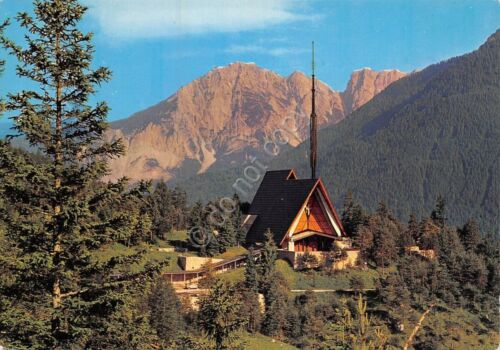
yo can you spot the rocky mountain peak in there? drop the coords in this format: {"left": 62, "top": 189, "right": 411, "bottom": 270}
{"left": 342, "top": 68, "right": 406, "bottom": 114}
{"left": 106, "top": 63, "right": 405, "bottom": 182}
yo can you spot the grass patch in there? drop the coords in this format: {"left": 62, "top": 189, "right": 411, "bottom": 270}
{"left": 92, "top": 242, "right": 198, "bottom": 274}
{"left": 215, "top": 246, "right": 248, "bottom": 259}
{"left": 240, "top": 332, "right": 298, "bottom": 350}
{"left": 218, "top": 267, "right": 245, "bottom": 284}
{"left": 276, "top": 259, "right": 379, "bottom": 290}
{"left": 217, "top": 259, "right": 380, "bottom": 291}
{"left": 92, "top": 242, "right": 136, "bottom": 263}
{"left": 168, "top": 229, "right": 189, "bottom": 242}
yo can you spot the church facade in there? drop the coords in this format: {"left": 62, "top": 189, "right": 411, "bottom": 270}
{"left": 244, "top": 169, "right": 345, "bottom": 252}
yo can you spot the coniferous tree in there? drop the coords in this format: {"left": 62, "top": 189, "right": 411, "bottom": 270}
{"left": 459, "top": 218, "right": 481, "bottom": 252}
{"left": 259, "top": 229, "right": 278, "bottom": 293}
{"left": 398, "top": 214, "right": 418, "bottom": 252}
{"left": 356, "top": 203, "right": 400, "bottom": 267}
{"left": 341, "top": 191, "right": 366, "bottom": 238}
{"left": 171, "top": 186, "right": 188, "bottom": 230}
{"left": 293, "top": 291, "right": 323, "bottom": 348}
{"left": 149, "top": 181, "right": 174, "bottom": 240}
{"left": 436, "top": 227, "right": 465, "bottom": 278}
{"left": 188, "top": 201, "right": 205, "bottom": 231}
{"left": 407, "top": 214, "right": 420, "bottom": 243}
{"left": 244, "top": 248, "right": 259, "bottom": 293}
{"left": 198, "top": 280, "right": 244, "bottom": 350}
{"left": 217, "top": 216, "right": 237, "bottom": 250}
{"left": 148, "top": 278, "right": 185, "bottom": 346}
{"left": 418, "top": 218, "right": 440, "bottom": 249}
{"left": 233, "top": 194, "right": 247, "bottom": 245}
{"left": 430, "top": 195, "right": 447, "bottom": 228}
{"left": 0, "top": 2, "right": 161, "bottom": 348}
{"left": 261, "top": 271, "right": 289, "bottom": 337}
{"left": 238, "top": 288, "right": 262, "bottom": 334}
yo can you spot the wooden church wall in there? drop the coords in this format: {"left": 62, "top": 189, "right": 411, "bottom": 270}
{"left": 293, "top": 193, "right": 334, "bottom": 235}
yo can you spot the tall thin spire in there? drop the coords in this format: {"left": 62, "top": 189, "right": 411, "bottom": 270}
{"left": 310, "top": 41, "right": 317, "bottom": 179}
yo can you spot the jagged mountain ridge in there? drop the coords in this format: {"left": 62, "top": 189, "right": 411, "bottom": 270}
{"left": 107, "top": 62, "right": 405, "bottom": 182}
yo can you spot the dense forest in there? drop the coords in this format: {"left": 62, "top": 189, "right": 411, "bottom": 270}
{"left": 174, "top": 30, "right": 500, "bottom": 233}
{"left": 0, "top": 1, "right": 498, "bottom": 349}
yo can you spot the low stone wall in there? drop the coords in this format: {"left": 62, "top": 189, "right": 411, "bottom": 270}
{"left": 278, "top": 249, "right": 360, "bottom": 270}
{"left": 332, "top": 249, "right": 360, "bottom": 270}
{"left": 278, "top": 250, "right": 297, "bottom": 266}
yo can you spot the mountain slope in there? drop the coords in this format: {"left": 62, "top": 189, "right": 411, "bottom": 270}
{"left": 273, "top": 30, "right": 500, "bottom": 231}
{"left": 175, "top": 30, "right": 500, "bottom": 232}
{"left": 106, "top": 63, "right": 404, "bottom": 182}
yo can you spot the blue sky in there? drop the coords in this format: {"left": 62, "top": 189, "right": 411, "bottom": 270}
{"left": 0, "top": 0, "right": 499, "bottom": 127}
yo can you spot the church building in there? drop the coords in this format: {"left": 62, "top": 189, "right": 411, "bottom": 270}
{"left": 243, "top": 43, "right": 356, "bottom": 268}
{"left": 244, "top": 169, "right": 345, "bottom": 252}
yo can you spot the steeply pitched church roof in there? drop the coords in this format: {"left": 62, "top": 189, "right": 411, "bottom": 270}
{"left": 246, "top": 169, "right": 343, "bottom": 245}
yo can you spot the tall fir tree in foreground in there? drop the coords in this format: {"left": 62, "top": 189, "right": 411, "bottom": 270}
{"left": 0, "top": 1, "right": 159, "bottom": 348}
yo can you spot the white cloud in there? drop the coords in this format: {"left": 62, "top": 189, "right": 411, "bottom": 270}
{"left": 226, "top": 44, "right": 307, "bottom": 57}
{"left": 84, "top": 0, "right": 312, "bottom": 40}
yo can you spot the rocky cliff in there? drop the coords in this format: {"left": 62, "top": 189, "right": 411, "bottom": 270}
{"left": 107, "top": 62, "right": 405, "bottom": 182}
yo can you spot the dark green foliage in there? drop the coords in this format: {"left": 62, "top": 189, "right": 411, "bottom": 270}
{"left": 217, "top": 217, "right": 238, "bottom": 249}
{"left": 261, "top": 271, "right": 289, "bottom": 337}
{"left": 355, "top": 203, "right": 401, "bottom": 266}
{"left": 238, "top": 289, "right": 262, "bottom": 334}
{"left": 459, "top": 252, "right": 488, "bottom": 290}
{"left": 148, "top": 181, "right": 188, "bottom": 240}
{"left": 198, "top": 280, "right": 244, "bottom": 350}
{"left": 289, "top": 291, "right": 324, "bottom": 348}
{"left": 0, "top": 1, "right": 161, "bottom": 348}
{"left": 417, "top": 218, "right": 440, "bottom": 250}
{"left": 402, "top": 214, "right": 419, "bottom": 248}
{"left": 233, "top": 194, "right": 247, "bottom": 245}
{"left": 435, "top": 227, "right": 465, "bottom": 278}
{"left": 378, "top": 271, "right": 411, "bottom": 310}
{"left": 187, "top": 197, "right": 244, "bottom": 256}
{"left": 259, "top": 229, "right": 278, "bottom": 292}
{"left": 297, "top": 252, "right": 319, "bottom": 270}
{"left": 256, "top": 229, "right": 291, "bottom": 337}
{"left": 148, "top": 278, "right": 185, "bottom": 345}
{"left": 477, "top": 233, "right": 500, "bottom": 296}
{"left": 350, "top": 276, "right": 366, "bottom": 294}
{"left": 430, "top": 195, "right": 447, "bottom": 229}
{"left": 459, "top": 218, "right": 481, "bottom": 252}
{"left": 188, "top": 201, "right": 205, "bottom": 229}
{"left": 341, "top": 191, "right": 367, "bottom": 238}
{"left": 244, "top": 248, "right": 259, "bottom": 293}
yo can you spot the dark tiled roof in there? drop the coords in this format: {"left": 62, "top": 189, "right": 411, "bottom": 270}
{"left": 246, "top": 170, "right": 318, "bottom": 245}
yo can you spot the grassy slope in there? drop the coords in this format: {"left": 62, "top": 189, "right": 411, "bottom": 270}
{"left": 92, "top": 238, "right": 198, "bottom": 274}
{"left": 215, "top": 246, "right": 248, "bottom": 259}
{"left": 384, "top": 304, "right": 499, "bottom": 349}
{"left": 417, "top": 306, "right": 499, "bottom": 349}
{"left": 219, "top": 259, "right": 380, "bottom": 290}
{"left": 241, "top": 332, "right": 298, "bottom": 350}
{"left": 276, "top": 259, "right": 380, "bottom": 290}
